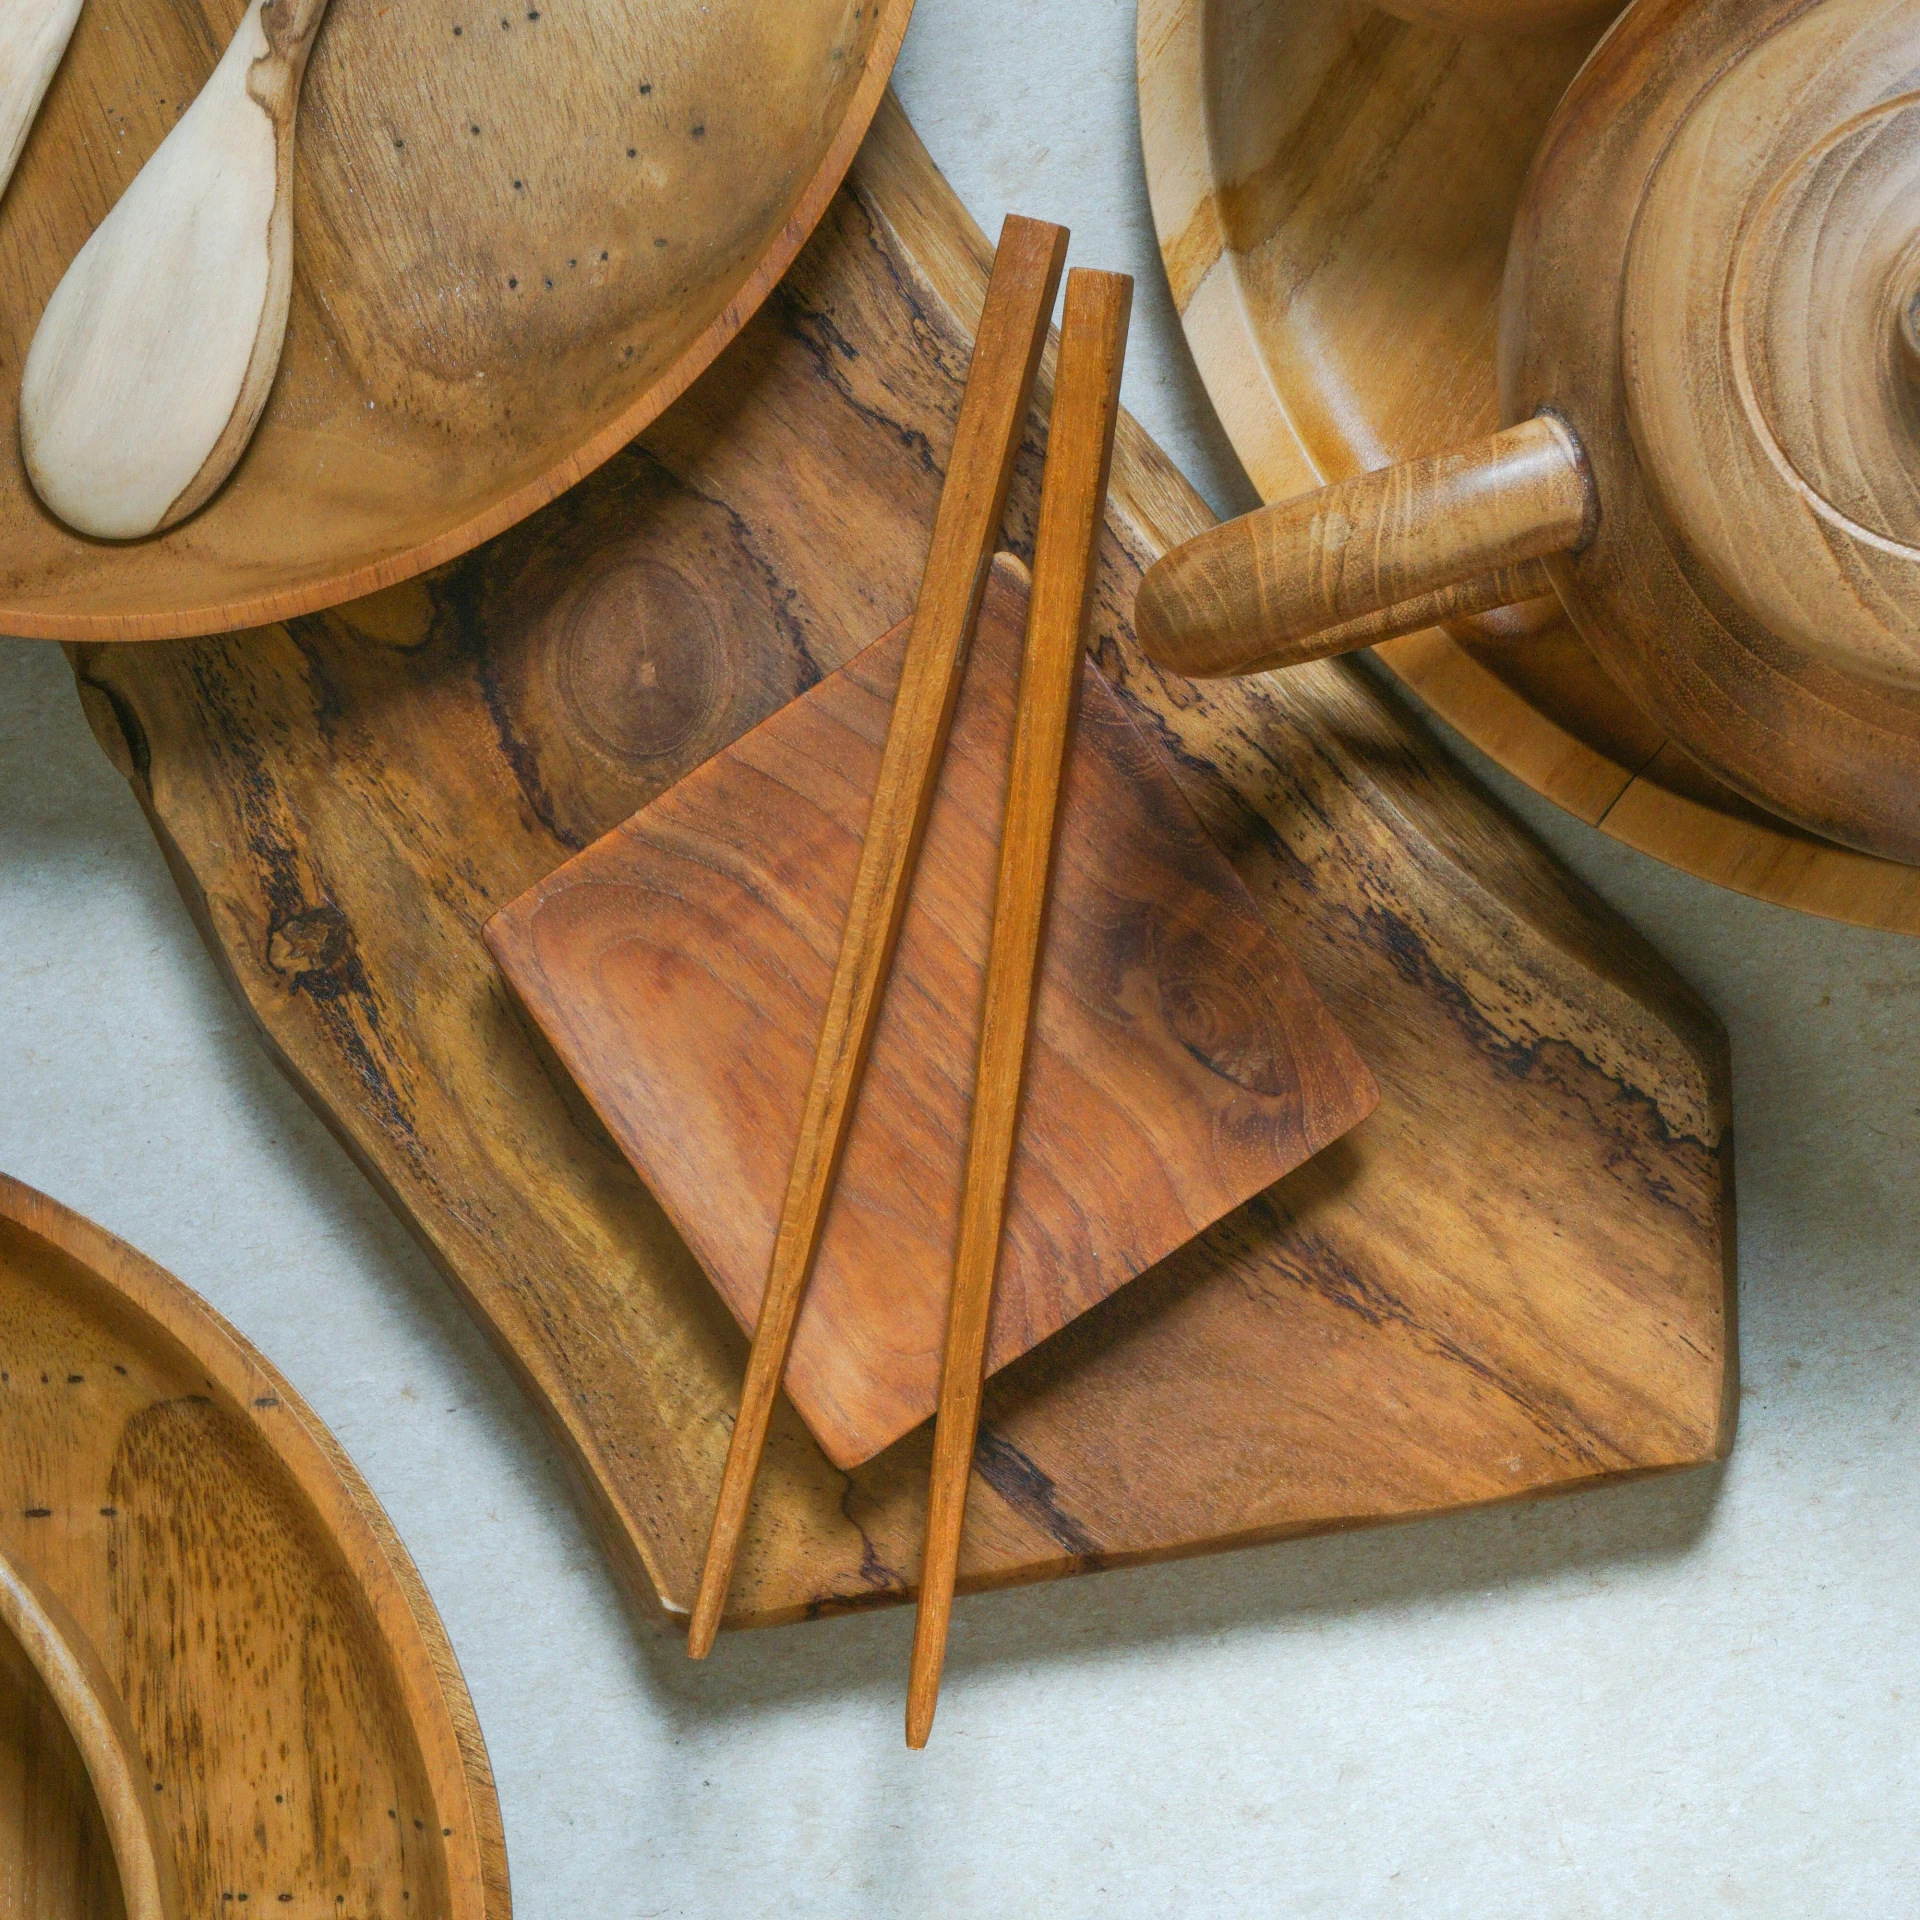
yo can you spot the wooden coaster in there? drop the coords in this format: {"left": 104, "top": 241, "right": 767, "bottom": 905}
{"left": 487, "top": 556, "right": 1378, "bottom": 1467}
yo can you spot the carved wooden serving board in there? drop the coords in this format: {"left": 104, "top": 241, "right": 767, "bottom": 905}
{"left": 0, "top": 1172, "right": 508, "bottom": 1920}
{"left": 69, "top": 98, "right": 1735, "bottom": 1633}
{"left": 487, "top": 555, "right": 1379, "bottom": 1469}
{"left": 1136, "top": 0, "right": 1920, "bottom": 932}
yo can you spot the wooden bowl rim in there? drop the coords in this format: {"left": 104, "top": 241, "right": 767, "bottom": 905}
{"left": 0, "top": 1170, "right": 508, "bottom": 1920}
{"left": 23, "top": 0, "right": 914, "bottom": 645}
{"left": 1135, "top": 0, "right": 1920, "bottom": 935}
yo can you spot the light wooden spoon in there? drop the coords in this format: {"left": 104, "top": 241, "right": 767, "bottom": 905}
{"left": 21, "top": 0, "right": 330, "bottom": 540}
{"left": 0, "top": 0, "right": 83, "bottom": 205}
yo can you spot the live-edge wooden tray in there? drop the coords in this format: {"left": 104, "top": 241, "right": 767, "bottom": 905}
{"left": 1136, "top": 0, "right": 1920, "bottom": 934}
{"left": 0, "top": 1171, "right": 508, "bottom": 1919}
{"left": 68, "top": 97, "right": 1736, "bottom": 1633}
{"left": 487, "top": 555, "right": 1379, "bottom": 1470}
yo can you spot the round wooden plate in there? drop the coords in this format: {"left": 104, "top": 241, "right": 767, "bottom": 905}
{"left": 1136, "top": 0, "right": 1920, "bottom": 934}
{"left": 0, "top": 0, "right": 911, "bottom": 641}
{"left": 0, "top": 1172, "right": 507, "bottom": 1919}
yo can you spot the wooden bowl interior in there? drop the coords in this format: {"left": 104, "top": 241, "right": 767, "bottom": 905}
{"left": 0, "top": 0, "right": 902, "bottom": 637}
{"left": 0, "top": 1211, "right": 455, "bottom": 1915}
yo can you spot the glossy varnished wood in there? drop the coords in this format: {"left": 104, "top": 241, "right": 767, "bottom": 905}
{"left": 486, "top": 552, "right": 1376, "bottom": 1472}
{"left": 0, "top": 0, "right": 910, "bottom": 636}
{"left": 1138, "top": 0, "right": 1920, "bottom": 929}
{"left": 908, "top": 270, "right": 1136, "bottom": 1751}
{"left": 1136, "top": 416, "right": 1590, "bottom": 674}
{"left": 70, "top": 97, "right": 1735, "bottom": 1633}
{"left": 681, "top": 213, "right": 1067, "bottom": 1658}
{"left": 0, "top": 1174, "right": 507, "bottom": 1920}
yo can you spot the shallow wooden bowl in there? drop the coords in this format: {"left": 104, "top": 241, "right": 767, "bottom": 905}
{"left": 1137, "top": 0, "right": 1920, "bottom": 934}
{"left": 0, "top": 0, "right": 910, "bottom": 640}
{"left": 0, "top": 1173, "right": 507, "bottom": 1918}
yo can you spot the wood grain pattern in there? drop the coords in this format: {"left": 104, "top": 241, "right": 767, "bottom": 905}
{"left": 907, "top": 269, "right": 1135, "bottom": 1752}
{"left": 0, "top": 0, "right": 910, "bottom": 635}
{"left": 1376, "top": 0, "right": 1616, "bottom": 28}
{"left": 490, "top": 546, "right": 1377, "bottom": 1472}
{"left": 681, "top": 213, "right": 1067, "bottom": 1658}
{"left": 1500, "top": 0, "right": 1920, "bottom": 864}
{"left": 69, "top": 96, "right": 1734, "bottom": 1635}
{"left": 0, "top": 1173, "right": 507, "bottom": 1920}
{"left": 1137, "top": 0, "right": 1920, "bottom": 929}
{"left": 1136, "top": 415, "right": 1591, "bottom": 674}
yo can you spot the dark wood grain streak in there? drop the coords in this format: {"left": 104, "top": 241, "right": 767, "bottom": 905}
{"left": 66, "top": 97, "right": 1735, "bottom": 1634}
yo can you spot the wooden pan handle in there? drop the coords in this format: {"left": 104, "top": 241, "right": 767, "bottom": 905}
{"left": 1133, "top": 413, "right": 1594, "bottom": 677}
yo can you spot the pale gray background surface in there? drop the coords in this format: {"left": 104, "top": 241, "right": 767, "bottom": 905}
{"left": 4, "top": 4, "right": 1917, "bottom": 1913}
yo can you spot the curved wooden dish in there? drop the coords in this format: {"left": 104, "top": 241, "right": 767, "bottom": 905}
{"left": 1137, "top": 0, "right": 1920, "bottom": 934}
{"left": 0, "top": 1172, "right": 508, "bottom": 1919}
{"left": 0, "top": 0, "right": 911, "bottom": 641}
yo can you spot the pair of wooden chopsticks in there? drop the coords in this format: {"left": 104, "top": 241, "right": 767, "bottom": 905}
{"left": 686, "top": 213, "right": 1133, "bottom": 1750}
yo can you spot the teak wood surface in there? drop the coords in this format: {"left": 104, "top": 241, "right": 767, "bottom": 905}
{"left": 679, "top": 213, "right": 1066, "bottom": 1657}
{"left": 1137, "top": 0, "right": 1920, "bottom": 932}
{"left": 0, "top": 0, "right": 910, "bottom": 639}
{"left": 69, "top": 97, "right": 1735, "bottom": 1633}
{"left": 908, "top": 269, "right": 1137, "bottom": 1751}
{"left": 487, "top": 555, "right": 1376, "bottom": 1468}
{"left": 0, "top": 1172, "right": 507, "bottom": 1920}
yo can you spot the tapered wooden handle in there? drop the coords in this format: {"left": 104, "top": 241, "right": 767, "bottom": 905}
{"left": 1133, "top": 414, "right": 1593, "bottom": 677}
{"left": 904, "top": 267, "right": 1132, "bottom": 1751}
{"left": 1, "top": 1549, "right": 181, "bottom": 1920}
{"left": 684, "top": 212, "right": 1069, "bottom": 1661}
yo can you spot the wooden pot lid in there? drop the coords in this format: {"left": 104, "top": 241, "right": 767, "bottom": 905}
{"left": 0, "top": 0, "right": 910, "bottom": 641}
{"left": 1508, "top": 0, "right": 1920, "bottom": 863}
{"left": 1138, "top": 0, "right": 1920, "bottom": 931}
{"left": 0, "top": 1173, "right": 507, "bottom": 1919}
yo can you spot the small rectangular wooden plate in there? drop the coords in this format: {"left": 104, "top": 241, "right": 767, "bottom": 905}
{"left": 486, "top": 555, "right": 1378, "bottom": 1468}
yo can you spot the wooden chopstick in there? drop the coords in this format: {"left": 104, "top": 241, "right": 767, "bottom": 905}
{"left": 686, "top": 213, "right": 1070, "bottom": 1659}
{"left": 905, "top": 267, "right": 1133, "bottom": 1747}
